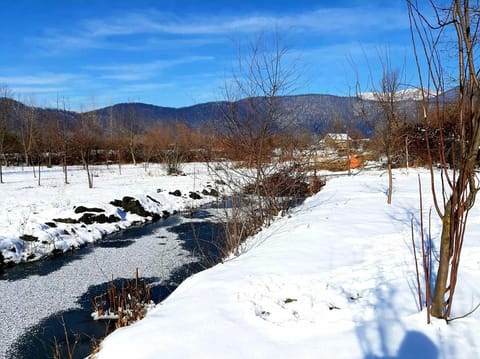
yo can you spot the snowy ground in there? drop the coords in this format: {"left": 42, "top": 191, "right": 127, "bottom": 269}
{"left": 0, "top": 162, "right": 225, "bottom": 359}
{"left": 0, "top": 163, "right": 221, "bottom": 266}
{"left": 94, "top": 168, "right": 480, "bottom": 359}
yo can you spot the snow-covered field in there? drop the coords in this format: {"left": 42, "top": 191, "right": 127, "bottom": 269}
{"left": 94, "top": 168, "right": 480, "bottom": 359}
{"left": 0, "top": 163, "right": 220, "bottom": 266}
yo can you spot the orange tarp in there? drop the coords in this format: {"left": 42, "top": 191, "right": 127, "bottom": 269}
{"left": 350, "top": 155, "right": 361, "bottom": 169}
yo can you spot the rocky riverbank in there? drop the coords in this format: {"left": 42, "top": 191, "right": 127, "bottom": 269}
{"left": 0, "top": 164, "right": 223, "bottom": 271}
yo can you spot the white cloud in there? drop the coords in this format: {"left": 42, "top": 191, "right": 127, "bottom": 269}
{"left": 0, "top": 73, "right": 80, "bottom": 86}
{"left": 121, "top": 83, "right": 174, "bottom": 92}
{"left": 28, "top": 5, "right": 409, "bottom": 54}
{"left": 84, "top": 56, "right": 214, "bottom": 82}
{"left": 85, "top": 56, "right": 213, "bottom": 72}
{"left": 82, "top": 7, "right": 408, "bottom": 37}
{"left": 12, "top": 86, "right": 67, "bottom": 94}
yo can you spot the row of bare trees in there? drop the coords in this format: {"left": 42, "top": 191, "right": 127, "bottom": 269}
{"left": 0, "top": 88, "right": 317, "bottom": 189}
{"left": 0, "top": 94, "right": 215, "bottom": 185}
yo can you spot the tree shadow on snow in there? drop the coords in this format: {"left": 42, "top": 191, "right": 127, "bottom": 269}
{"left": 355, "top": 270, "right": 439, "bottom": 359}
{"left": 364, "top": 331, "right": 438, "bottom": 359}
{"left": 386, "top": 204, "right": 439, "bottom": 312}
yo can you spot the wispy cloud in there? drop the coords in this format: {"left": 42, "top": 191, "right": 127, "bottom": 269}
{"left": 85, "top": 56, "right": 213, "bottom": 72}
{"left": 84, "top": 56, "right": 214, "bottom": 81}
{"left": 0, "top": 72, "right": 80, "bottom": 86}
{"left": 13, "top": 86, "right": 68, "bottom": 95}
{"left": 82, "top": 7, "right": 408, "bottom": 36}
{"left": 27, "top": 5, "right": 409, "bottom": 54}
{"left": 121, "top": 82, "right": 174, "bottom": 92}
{"left": 7, "top": 2, "right": 413, "bottom": 110}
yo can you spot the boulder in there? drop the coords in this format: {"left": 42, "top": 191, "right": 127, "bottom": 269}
{"left": 74, "top": 206, "right": 105, "bottom": 214}
{"left": 202, "top": 188, "right": 219, "bottom": 197}
{"left": 110, "top": 196, "right": 160, "bottom": 221}
{"left": 78, "top": 213, "right": 121, "bottom": 224}
{"left": 20, "top": 234, "right": 38, "bottom": 242}
{"left": 0, "top": 251, "right": 4, "bottom": 275}
{"left": 189, "top": 192, "right": 202, "bottom": 200}
{"left": 53, "top": 217, "right": 79, "bottom": 224}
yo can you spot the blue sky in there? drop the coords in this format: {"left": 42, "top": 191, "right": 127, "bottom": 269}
{"left": 0, "top": 0, "right": 423, "bottom": 111}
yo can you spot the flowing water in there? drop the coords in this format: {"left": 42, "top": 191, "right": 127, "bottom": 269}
{"left": 0, "top": 207, "right": 225, "bottom": 359}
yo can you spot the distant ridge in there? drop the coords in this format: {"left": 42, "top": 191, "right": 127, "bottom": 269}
{"left": 3, "top": 91, "right": 443, "bottom": 137}
{"left": 88, "top": 94, "right": 375, "bottom": 136}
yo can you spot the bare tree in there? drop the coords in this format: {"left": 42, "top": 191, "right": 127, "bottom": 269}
{"left": 373, "top": 68, "right": 409, "bottom": 204}
{"left": 105, "top": 106, "right": 128, "bottom": 174}
{"left": 119, "top": 103, "right": 141, "bottom": 166}
{"left": 0, "top": 86, "right": 13, "bottom": 183}
{"left": 140, "top": 124, "right": 161, "bottom": 171}
{"left": 138, "top": 120, "right": 205, "bottom": 173}
{"left": 57, "top": 96, "right": 72, "bottom": 184}
{"left": 211, "top": 32, "right": 312, "bottom": 253}
{"left": 356, "top": 55, "right": 408, "bottom": 204}
{"left": 19, "top": 97, "right": 37, "bottom": 170}
{"left": 73, "top": 108, "right": 102, "bottom": 188}
{"left": 408, "top": 0, "right": 480, "bottom": 319}
{"left": 31, "top": 117, "right": 46, "bottom": 186}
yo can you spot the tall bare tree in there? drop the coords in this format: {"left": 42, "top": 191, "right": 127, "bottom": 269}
{"left": 373, "top": 68, "right": 409, "bottom": 204}
{"left": 211, "top": 32, "right": 311, "bottom": 253}
{"left": 19, "top": 97, "right": 36, "bottom": 169}
{"left": 57, "top": 96, "right": 71, "bottom": 184}
{"left": 356, "top": 55, "right": 408, "bottom": 204}
{"left": 73, "top": 108, "right": 102, "bottom": 188}
{"left": 408, "top": 0, "right": 480, "bottom": 319}
{"left": 120, "top": 103, "right": 141, "bottom": 166}
{"left": 0, "top": 86, "right": 13, "bottom": 184}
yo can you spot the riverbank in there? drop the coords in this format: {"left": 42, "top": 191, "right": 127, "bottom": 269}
{"left": 0, "top": 163, "right": 222, "bottom": 269}
{"left": 94, "top": 168, "right": 480, "bottom": 359}
{"left": 1, "top": 204, "right": 223, "bottom": 359}
{"left": 0, "top": 162, "right": 228, "bottom": 359}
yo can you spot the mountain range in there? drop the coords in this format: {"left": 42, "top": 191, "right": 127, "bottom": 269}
{"left": 89, "top": 94, "right": 374, "bottom": 136}
{"left": 2, "top": 91, "right": 443, "bottom": 137}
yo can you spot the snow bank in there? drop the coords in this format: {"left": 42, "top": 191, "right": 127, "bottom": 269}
{"left": 0, "top": 163, "right": 222, "bottom": 266}
{"left": 95, "top": 169, "right": 480, "bottom": 359}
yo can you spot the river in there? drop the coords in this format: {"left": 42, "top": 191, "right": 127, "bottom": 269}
{"left": 0, "top": 207, "right": 225, "bottom": 359}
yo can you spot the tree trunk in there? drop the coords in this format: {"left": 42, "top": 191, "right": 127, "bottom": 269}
{"left": 37, "top": 159, "right": 41, "bottom": 186}
{"left": 347, "top": 135, "right": 351, "bottom": 176}
{"left": 117, "top": 151, "right": 122, "bottom": 175}
{"left": 387, "top": 163, "right": 393, "bottom": 204}
{"left": 61, "top": 144, "right": 69, "bottom": 184}
{"left": 130, "top": 145, "right": 136, "bottom": 166}
{"left": 431, "top": 199, "right": 452, "bottom": 318}
{"left": 86, "top": 162, "right": 93, "bottom": 189}
{"left": 405, "top": 136, "right": 409, "bottom": 173}
{"left": 63, "top": 160, "right": 68, "bottom": 184}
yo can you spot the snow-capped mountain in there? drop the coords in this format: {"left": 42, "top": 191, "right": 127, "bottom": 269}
{"left": 358, "top": 88, "right": 434, "bottom": 101}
